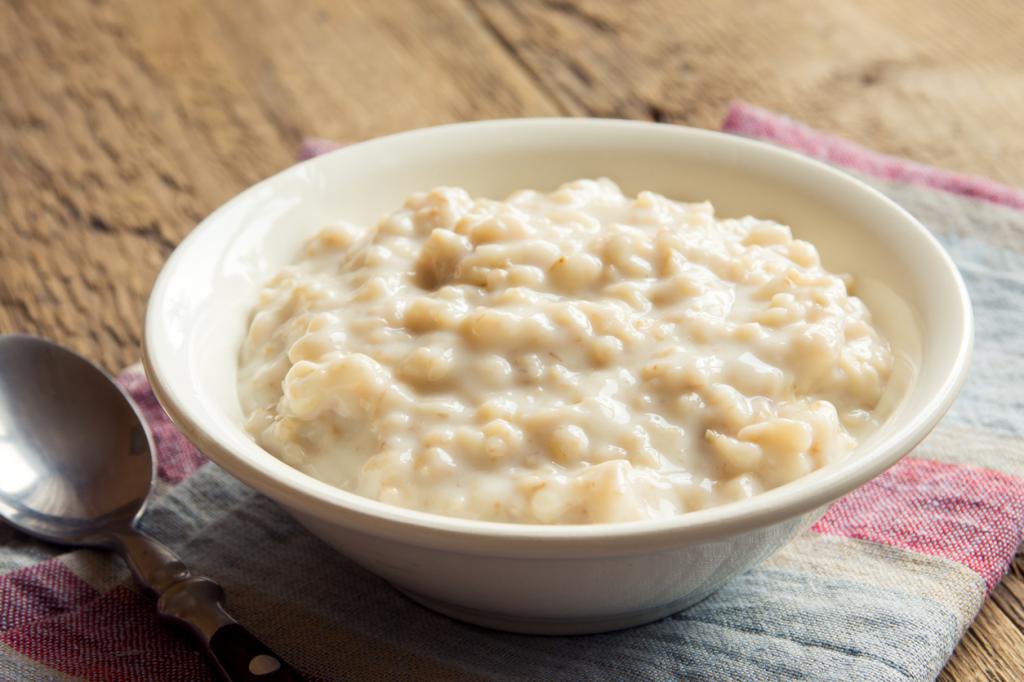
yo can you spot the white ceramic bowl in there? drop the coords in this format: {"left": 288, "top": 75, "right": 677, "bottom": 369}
{"left": 144, "top": 119, "right": 972, "bottom": 634}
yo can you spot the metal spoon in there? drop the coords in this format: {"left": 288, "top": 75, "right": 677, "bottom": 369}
{"left": 0, "top": 335, "right": 302, "bottom": 681}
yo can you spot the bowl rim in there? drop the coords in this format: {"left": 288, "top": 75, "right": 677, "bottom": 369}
{"left": 144, "top": 117, "right": 973, "bottom": 555}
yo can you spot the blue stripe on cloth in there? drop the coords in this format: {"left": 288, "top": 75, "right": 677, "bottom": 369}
{"left": 0, "top": 643, "right": 77, "bottom": 682}
{"left": 938, "top": 234, "right": 1024, "bottom": 438}
{"left": 0, "top": 525, "right": 57, "bottom": 574}
{"left": 128, "top": 464, "right": 961, "bottom": 681}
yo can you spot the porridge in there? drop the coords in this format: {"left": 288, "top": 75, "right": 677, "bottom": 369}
{"left": 238, "top": 179, "right": 893, "bottom": 524}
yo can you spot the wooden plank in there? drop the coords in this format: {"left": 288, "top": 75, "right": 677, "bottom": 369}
{"left": 0, "top": 0, "right": 559, "bottom": 370}
{"left": 991, "top": 551, "right": 1024, "bottom": 633}
{"left": 473, "top": 0, "right": 1024, "bottom": 186}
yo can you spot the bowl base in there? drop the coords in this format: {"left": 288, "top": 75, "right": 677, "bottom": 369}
{"left": 394, "top": 586, "right": 707, "bottom": 635}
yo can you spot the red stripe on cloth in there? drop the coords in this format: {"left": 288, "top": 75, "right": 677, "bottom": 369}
{"left": 0, "top": 559, "right": 98, "bottom": 632}
{"left": 812, "top": 457, "right": 1024, "bottom": 590}
{"left": 722, "top": 101, "right": 1024, "bottom": 211}
{"left": 298, "top": 137, "right": 344, "bottom": 161}
{"left": 118, "top": 369, "right": 207, "bottom": 483}
{"left": 0, "top": 585, "right": 214, "bottom": 681}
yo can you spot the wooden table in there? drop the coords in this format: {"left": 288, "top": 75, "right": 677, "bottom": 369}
{"left": 2, "top": 1, "right": 1021, "bottom": 678}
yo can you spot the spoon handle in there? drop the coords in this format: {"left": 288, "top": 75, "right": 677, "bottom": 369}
{"left": 112, "top": 530, "right": 304, "bottom": 681}
{"left": 160, "top": 576, "right": 304, "bottom": 681}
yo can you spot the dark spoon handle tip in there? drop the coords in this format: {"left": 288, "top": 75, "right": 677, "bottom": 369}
{"left": 209, "top": 623, "right": 305, "bottom": 681}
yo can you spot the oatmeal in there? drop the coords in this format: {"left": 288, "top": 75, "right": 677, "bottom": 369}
{"left": 237, "top": 179, "right": 893, "bottom": 523}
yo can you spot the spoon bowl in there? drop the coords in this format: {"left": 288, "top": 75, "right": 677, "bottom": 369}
{"left": 0, "top": 334, "right": 153, "bottom": 545}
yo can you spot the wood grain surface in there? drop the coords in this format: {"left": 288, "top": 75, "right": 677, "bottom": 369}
{"left": 1, "top": 1, "right": 1021, "bottom": 678}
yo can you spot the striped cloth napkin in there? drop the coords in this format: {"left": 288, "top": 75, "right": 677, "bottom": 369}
{"left": 3, "top": 102, "right": 1024, "bottom": 681}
